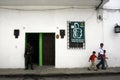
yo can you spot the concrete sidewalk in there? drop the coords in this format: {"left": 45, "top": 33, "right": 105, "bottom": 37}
{"left": 0, "top": 66, "right": 120, "bottom": 77}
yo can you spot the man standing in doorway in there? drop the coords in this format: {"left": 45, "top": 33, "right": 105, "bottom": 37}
{"left": 24, "top": 43, "right": 34, "bottom": 70}
{"left": 96, "top": 43, "right": 105, "bottom": 70}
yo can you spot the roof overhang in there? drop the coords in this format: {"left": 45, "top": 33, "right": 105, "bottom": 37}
{"left": 0, "top": 0, "right": 109, "bottom": 10}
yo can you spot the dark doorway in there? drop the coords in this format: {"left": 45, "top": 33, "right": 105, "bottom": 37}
{"left": 26, "top": 33, "right": 39, "bottom": 65}
{"left": 25, "top": 33, "right": 55, "bottom": 66}
{"left": 42, "top": 33, "right": 55, "bottom": 65}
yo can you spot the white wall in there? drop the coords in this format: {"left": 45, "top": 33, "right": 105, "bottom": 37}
{"left": 104, "top": 0, "right": 120, "bottom": 9}
{"left": 103, "top": 11, "right": 120, "bottom": 67}
{"left": 0, "top": 0, "right": 119, "bottom": 69}
{"left": 103, "top": 0, "right": 120, "bottom": 67}
{"left": 55, "top": 9, "right": 103, "bottom": 68}
{"left": 0, "top": 7, "right": 103, "bottom": 68}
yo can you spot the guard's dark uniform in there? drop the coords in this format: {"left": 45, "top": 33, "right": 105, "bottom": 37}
{"left": 25, "top": 44, "right": 33, "bottom": 70}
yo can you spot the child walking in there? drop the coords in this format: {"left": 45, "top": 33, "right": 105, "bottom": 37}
{"left": 88, "top": 51, "right": 98, "bottom": 71}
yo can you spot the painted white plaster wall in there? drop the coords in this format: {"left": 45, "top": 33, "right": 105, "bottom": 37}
{"left": 0, "top": 0, "right": 119, "bottom": 68}
{"left": 55, "top": 9, "right": 103, "bottom": 68}
{"left": 0, "top": 8, "right": 103, "bottom": 68}
{"left": 0, "top": 8, "right": 57, "bottom": 68}
{"left": 103, "top": 0, "right": 120, "bottom": 67}
{"left": 103, "top": 11, "right": 120, "bottom": 67}
{"left": 104, "top": 0, "right": 120, "bottom": 9}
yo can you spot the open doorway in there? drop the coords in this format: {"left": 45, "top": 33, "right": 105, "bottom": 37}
{"left": 26, "top": 33, "right": 39, "bottom": 65}
{"left": 25, "top": 33, "right": 55, "bottom": 66}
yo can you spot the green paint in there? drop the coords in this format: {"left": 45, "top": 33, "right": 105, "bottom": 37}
{"left": 39, "top": 33, "right": 42, "bottom": 66}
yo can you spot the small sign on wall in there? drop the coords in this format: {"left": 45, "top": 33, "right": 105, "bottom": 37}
{"left": 14, "top": 29, "right": 20, "bottom": 38}
{"left": 114, "top": 24, "right": 120, "bottom": 33}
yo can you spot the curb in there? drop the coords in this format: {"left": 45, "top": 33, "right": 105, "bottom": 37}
{"left": 0, "top": 72, "right": 120, "bottom": 78}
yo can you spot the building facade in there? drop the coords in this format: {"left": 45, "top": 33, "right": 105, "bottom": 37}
{"left": 0, "top": 0, "right": 120, "bottom": 68}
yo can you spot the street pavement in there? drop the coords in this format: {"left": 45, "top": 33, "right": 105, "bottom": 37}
{"left": 0, "top": 66, "right": 120, "bottom": 78}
